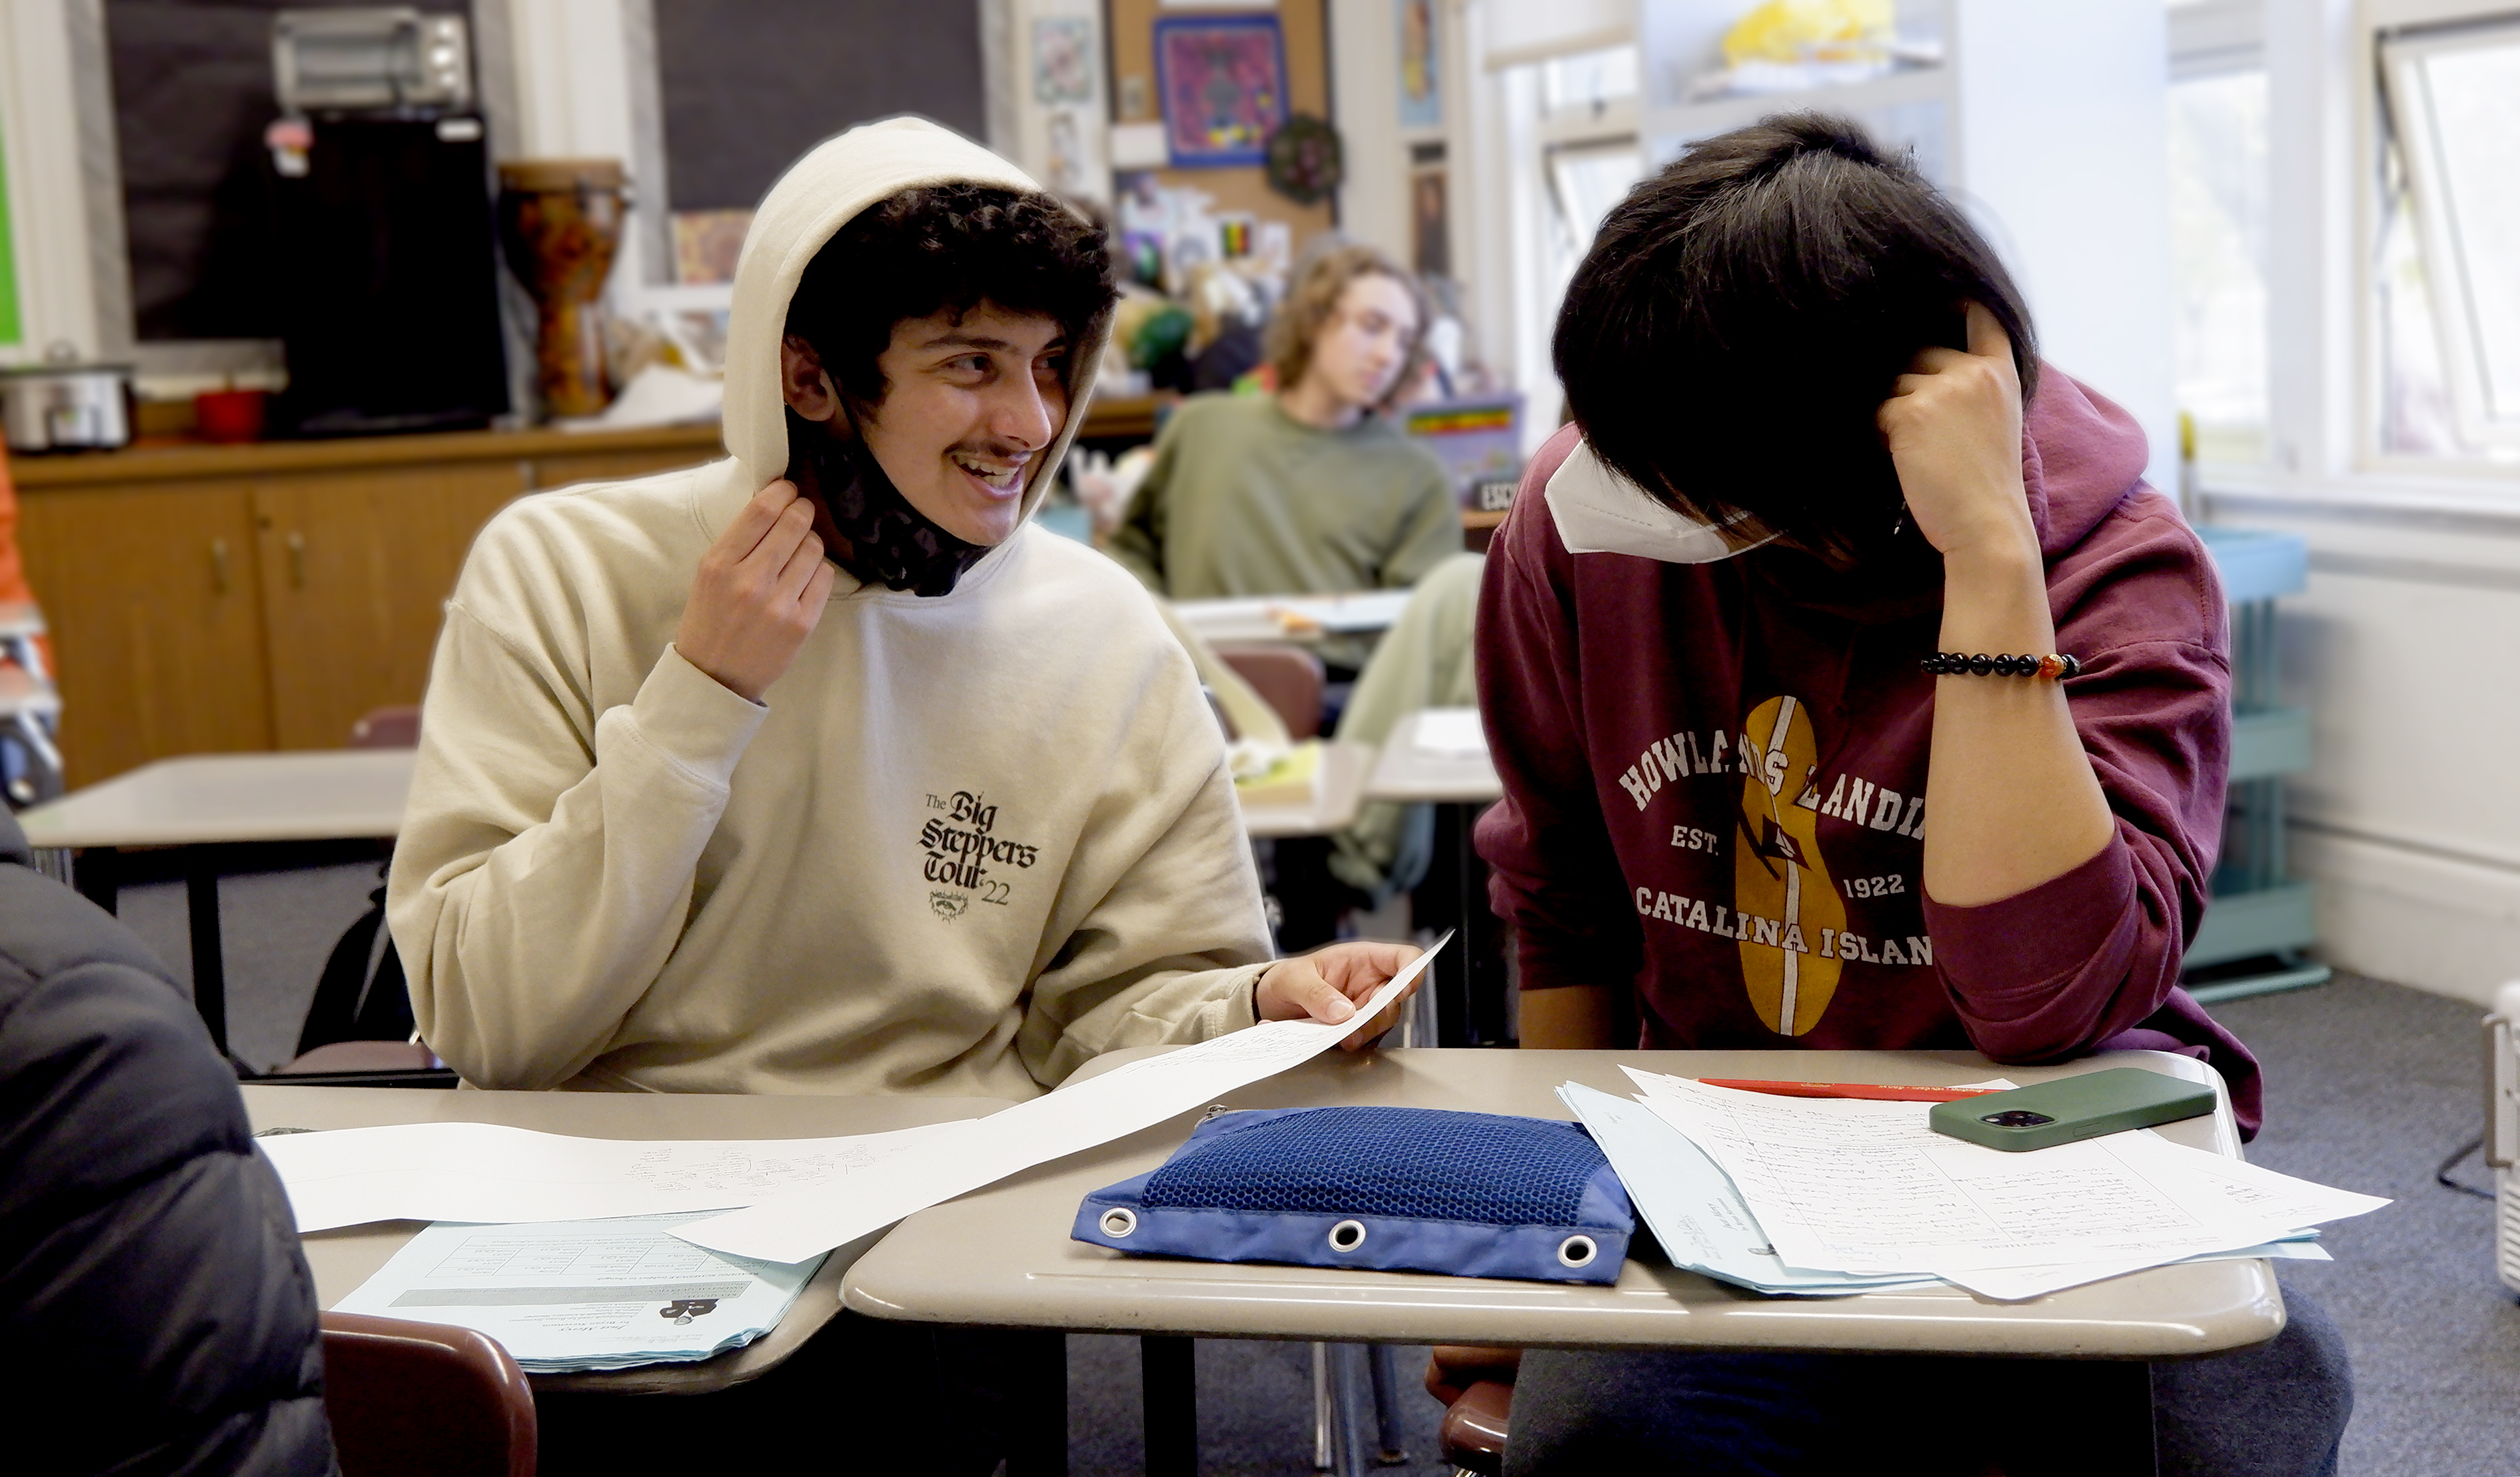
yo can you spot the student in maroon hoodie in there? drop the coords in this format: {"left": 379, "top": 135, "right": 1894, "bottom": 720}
{"left": 1477, "top": 115, "right": 2349, "bottom": 1476}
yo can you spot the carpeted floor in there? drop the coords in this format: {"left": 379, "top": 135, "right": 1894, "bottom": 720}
{"left": 111, "top": 859, "right": 2520, "bottom": 1474}
{"left": 2208, "top": 974, "right": 2520, "bottom": 1476}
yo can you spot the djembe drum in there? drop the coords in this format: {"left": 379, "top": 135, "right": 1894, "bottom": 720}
{"left": 497, "top": 159, "right": 626, "bottom": 418}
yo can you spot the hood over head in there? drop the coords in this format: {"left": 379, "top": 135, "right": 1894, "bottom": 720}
{"left": 718, "top": 117, "right": 1110, "bottom": 532}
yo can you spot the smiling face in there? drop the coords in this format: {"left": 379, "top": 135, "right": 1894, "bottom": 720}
{"left": 781, "top": 300, "right": 1071, "bottom": 547}
{"left": 1299, "top": 273, "right": 1419, "bottom": 412}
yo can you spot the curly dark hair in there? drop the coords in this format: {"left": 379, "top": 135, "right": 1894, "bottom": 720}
{"left": 1555, "top": 113, "right": 2036, "bottom": 564}
{"left": 784, "top": 183, "right": 1116, "bottom": 421}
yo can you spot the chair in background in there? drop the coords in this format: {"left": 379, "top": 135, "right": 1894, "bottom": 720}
{"left": 1212, "top": 643, "right": 1325, "bottom": 739}
{"left": 350, "top": 705, "right": 421, "bottom": 749}
{"left": 321, "top": 1311, "right": 536, "bottom": 1477}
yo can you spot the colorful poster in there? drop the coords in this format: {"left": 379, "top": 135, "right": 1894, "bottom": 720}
{"left": 1154, "top": 15, "right": 1289, "bottom": 168}
{"left": 1397, "top": 0, "right": 1441, "bottom": 129}
{"left": 1033, "top": 16, "right": 1095, "bottom": 106}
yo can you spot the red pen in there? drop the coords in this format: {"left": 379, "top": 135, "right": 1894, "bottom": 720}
{"left": 1696, "top": 1078, "right": 2003, "bottom": 1103}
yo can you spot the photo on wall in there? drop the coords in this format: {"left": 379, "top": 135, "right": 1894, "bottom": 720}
{"left": 1398, "top": 0, "right": 1441, "bottom": 129}
{"left": 1154, "top": 13, "right": 1289, "bottom": 168}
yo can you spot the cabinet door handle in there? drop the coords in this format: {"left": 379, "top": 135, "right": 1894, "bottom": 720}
{"left": 286, "top": 530, "right": 307, "bottom": 589}
{"left": 210, "top": 537, "right": 231, "bottom": 595}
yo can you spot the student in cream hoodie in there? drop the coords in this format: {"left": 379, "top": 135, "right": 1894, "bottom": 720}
{"left": 389, "top": 118, "right": 1417, "bottom": 1097}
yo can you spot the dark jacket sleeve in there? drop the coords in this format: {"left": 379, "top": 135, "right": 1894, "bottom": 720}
{"left": 0, "top": 857, "right": 336, "bottom": 1477}
{"left": 1473, "top": 458, "right": 1644, "bottom": 997}
{"left": 1920, "top": 492, "right": 2236, "bottom": 1073}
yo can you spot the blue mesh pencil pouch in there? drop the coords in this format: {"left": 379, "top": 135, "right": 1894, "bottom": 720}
{"left": 1070, "top": 1106, "right": 1633, "bottom": 1284}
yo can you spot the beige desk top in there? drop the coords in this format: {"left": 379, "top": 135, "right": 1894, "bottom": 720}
{"left": 21, "top": 749, "right": 416, "bottom": 849}
{"left": 1363, "top": 710, "right": 1503, "bottom": 805}
{"left": 243, "top": 1084, "right": 1006, "bottom": 1395}
{"left": 842, "top": 1047, "right": 2278, "bottom": 1360}
{"left": 29, "top": 739, "right": 1357, "bottom": 847}
{"left": 1239, "top": 740, "right": 1371, "bottom": 839}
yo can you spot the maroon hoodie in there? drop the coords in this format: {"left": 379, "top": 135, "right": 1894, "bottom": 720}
{"left": 1475, "top": 372, "right": 2262, "bottom": 1136}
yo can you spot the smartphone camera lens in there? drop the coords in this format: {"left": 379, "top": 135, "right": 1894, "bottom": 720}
{"left": 1980, "top": 1110, "right": 2056, "bottom": 1129}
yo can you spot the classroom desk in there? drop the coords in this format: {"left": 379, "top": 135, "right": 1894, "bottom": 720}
{"left": 1361, "top": 708, "right": 1501, "bottom": 805}
{"left": 844, "top": 1047, "right": 2267, "bottom": 1474}
{"left": 1238, "top": 739, "right": 1373, "bottom": 839}
{"left": 1173, "top": 592, "right": 1413, "bottom": 648}
{"left": 1362, "top": 710, "right": 1507, "bottom": 1047}
{"left": 22, "top": 749, "right": 418, "bottom": 1054}
{"left": 241, "top": 1083, "right": 1007, "bottom": 1396}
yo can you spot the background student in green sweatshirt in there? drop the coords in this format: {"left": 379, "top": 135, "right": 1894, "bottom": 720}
{"left": 1105, "top": 241, "right": 1461, "bottom": 674}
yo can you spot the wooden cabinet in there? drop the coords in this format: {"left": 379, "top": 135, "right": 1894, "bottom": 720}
{"left": 253, "top": 461, "right": 532, "bottom": 750}
{"left": 15, "top": 424, "right": 721, "bottom": 785}
{"left": 17, "top": 480, "right": 275, "bottom": 781}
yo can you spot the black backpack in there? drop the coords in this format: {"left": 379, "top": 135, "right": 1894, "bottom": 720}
{"left": 295, "top": 874, "right": 412, "bottom": 1055}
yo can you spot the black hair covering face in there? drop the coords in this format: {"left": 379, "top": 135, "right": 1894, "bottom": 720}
{"left": 791, "top": 409, "right": 990, "bottom": 598}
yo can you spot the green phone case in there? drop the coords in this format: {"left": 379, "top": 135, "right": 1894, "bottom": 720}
{"left": 1928, "top": 1068, "right": 2216, "bottom": 1151}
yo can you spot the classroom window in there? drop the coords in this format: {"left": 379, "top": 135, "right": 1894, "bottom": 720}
{"left": 2377, "top": 18, "right": 2520, "bottom": 462}
{"left": 1542, "top": 138, "right": 1645, "bottom": 312}
{"left": 2167, "top": 68, "right": 2270, "bottom": 466}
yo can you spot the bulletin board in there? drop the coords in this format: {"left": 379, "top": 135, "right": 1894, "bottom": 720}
{"left": 1107, "top": 0, "right": 1335, "bottom": 245}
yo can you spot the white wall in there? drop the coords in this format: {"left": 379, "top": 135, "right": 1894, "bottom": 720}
{"left": 2206, "top": 485, "right": 2520, "bottom": 1006}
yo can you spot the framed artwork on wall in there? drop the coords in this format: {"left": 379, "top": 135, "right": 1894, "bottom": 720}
{"left": 1154, "top": 13, "right": 1288, "bottom": 168}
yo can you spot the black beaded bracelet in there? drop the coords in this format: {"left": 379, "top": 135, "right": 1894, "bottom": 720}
{"left": 1921, "top": 652, "right": 2081, "bottom": 679}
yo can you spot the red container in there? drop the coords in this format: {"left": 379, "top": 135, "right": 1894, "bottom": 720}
{"left": 195, "top": 387, "right": 268, "bottom": 443}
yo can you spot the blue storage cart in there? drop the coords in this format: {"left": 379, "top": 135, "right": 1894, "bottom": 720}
{"left": 2186, "top": 528, "right": 2329, "bottom": 1002}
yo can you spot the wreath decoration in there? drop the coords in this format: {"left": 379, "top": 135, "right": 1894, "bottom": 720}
{"left": 1265, "top": 114, "right": 1345, "bottom": 205}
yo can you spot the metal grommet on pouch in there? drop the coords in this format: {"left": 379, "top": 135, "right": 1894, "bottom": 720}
{"left": 1099, "top": 1207, "right": 1138, "bottom": 1238}
{"left": 1557, "top": 1234, "right": 1598, "bottom": 1268}
{"left": 1327, "top": 1219, "right": 1368, "bottom": 1252}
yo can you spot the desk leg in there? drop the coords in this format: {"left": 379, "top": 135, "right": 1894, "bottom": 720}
{"left": 73, "top": 844, "right": 120, "bottom": 915}
{"left": 1417, "top": 803, "right": 1471, "bottom": 1046}
{"left": 185, "top": 848, "right": 229, "bottom": 1059}
{"left": 1005, "top": 1329, "right": 1067, "bottom": 1477}
{"left": 1141, "top": 1334, "right": 1197, "bottom": 1477}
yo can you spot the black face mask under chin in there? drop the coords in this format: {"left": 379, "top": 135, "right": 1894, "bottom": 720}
{"left": 791, "top": 412, "right": 991, "bottom": 598}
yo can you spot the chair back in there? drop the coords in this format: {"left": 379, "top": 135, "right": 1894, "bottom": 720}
{"left": 350, "top": 706, "right": 421, "bottom": 747}
{"left": 320, "top": 1312, "right": 536, "bottom": 1477}
{"left": 1213, "top": 644, "right": 1326, "bottom": 739}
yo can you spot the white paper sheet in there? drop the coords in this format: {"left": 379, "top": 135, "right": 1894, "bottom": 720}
{"left": 670, "top": 939, "right": 1447, "bottom": 1262}
{"left": 1937, "top": 1235, "right": 2332, "bottom": 1302}
{"left": 1624, "top": 1069, "right": 2386, "bottom": 1274}
{"left": 259, "top": 1119, "right": 975, "bottom": 1234}
{"left": 332, "top": 1211, "right": 824, "bottom": 1372}
{"left": 1557, "top": 1082, "right": 1937, "bottom": 1296}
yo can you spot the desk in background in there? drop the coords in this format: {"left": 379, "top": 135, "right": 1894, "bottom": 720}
{"left": 21, "top": 748, "right": 416, "bottom": 1054}
{"left": 846, "top": 1046, "right": 2265, "bottom": 1476}
{"left": 1365, "top": 709, "right": 1507, "bottom": 1046}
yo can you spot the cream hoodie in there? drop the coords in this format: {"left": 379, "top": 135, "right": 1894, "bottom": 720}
{"left": 389, "top": 119, "right": 1273, "bottom": 1096}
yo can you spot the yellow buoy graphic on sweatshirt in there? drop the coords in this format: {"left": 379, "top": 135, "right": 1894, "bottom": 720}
{"left": 1733, "top": 695, "right": 1845, "bottom": 1035}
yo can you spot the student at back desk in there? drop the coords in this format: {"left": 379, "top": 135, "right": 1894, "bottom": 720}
{"left": 1105, "top": 243, "right": 1460, "bottom": 676}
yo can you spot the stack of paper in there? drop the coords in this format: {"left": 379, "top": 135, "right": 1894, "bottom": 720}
{"left": 1565, "top": 1069, "right": 2386, "bottom": 1302}
{"left": 332, "top": 1211, "right": 826, "bottom": 1373}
